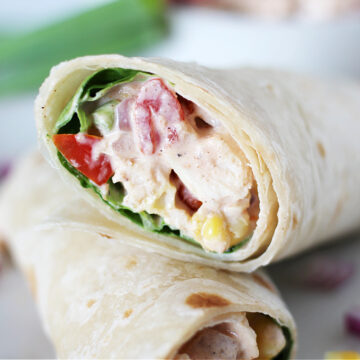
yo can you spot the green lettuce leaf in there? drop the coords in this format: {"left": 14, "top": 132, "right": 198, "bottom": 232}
{"left": 92, "top": 101, "right": 118, "bottom": 135}
{"left": 54, "top": 68, "right": 142, "bottom": 134}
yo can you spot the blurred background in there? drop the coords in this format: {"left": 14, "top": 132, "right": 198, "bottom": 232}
{"left": 0, "top": 0, "right": 360, "bottom": 358}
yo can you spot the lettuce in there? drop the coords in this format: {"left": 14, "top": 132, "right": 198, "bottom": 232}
{"left": 54, "top": 68, "right": 142, "bottom": 133}
{"left": 92, "top": 101, "right": 118, "bottom": 134}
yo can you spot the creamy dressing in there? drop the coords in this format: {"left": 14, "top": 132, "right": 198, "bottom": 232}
{"left": 93, "top": 78, "right": 256, "bottom": 253}
{"left": 176, "top": 320, "right": 258, "bottom": 360}
{"left": 175, "top": 314, "right": 286, "bottom": 360}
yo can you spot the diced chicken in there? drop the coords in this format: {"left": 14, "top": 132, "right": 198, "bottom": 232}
{"left": 133, "top": 78, "right": 184, "bottom": 154}
{"left": 175, "top": 314, "right": 287, "bottom": 360}
{"left": 176, "top": 317, "right": 259, "bottom": 360}
{"left": 97, "top": 77, "right": 257, "bottom": 252}
{"left": 115, "top": 97, "right": 133, "bottom": 131}
{"left": 247, "top": 313, "right": 286, "bottom": 359}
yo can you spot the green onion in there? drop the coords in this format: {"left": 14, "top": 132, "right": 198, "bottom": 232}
{"left": 0, "top": 0, "right": 167, "bottom": 96}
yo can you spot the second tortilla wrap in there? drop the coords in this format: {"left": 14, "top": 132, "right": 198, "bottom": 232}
{"left": 0, "top": 154, "right": 296, "bottom": 359}
{"left": 35, "top": 55, "right": 360, "bottom": 271}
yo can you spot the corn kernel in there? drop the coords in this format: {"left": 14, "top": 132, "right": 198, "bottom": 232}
{"left": 202, "top": 215, "right": 223, "bottom": 239}
{"left": 229, "top": 217, "right": 250, "bottom": 246}
{"left": 325, "top": 351, "right": 360, "bottom": 360}
{"left": 198, "top": 214, "right": 230, "bottom": 253}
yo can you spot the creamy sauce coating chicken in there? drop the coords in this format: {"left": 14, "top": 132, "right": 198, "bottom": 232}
{"left": 175, "top": 314, "right": 286, "bottom": 360}
{"left": 93, "top": 76, "right": 258, "bottom": 253}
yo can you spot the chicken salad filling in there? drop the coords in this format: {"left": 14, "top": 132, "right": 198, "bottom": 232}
{"left": 175, "top": 313, "right": 292, "bottom": 360}
{"left": 53, "top": 68, "right": 259, "bottom": 253}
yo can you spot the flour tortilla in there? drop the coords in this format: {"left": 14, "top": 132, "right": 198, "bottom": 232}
{"left": 35, "top": 55, "right": 360, "bottom": 272}
{"left": 0, "top": 153, "right": 296, "bottom": 359}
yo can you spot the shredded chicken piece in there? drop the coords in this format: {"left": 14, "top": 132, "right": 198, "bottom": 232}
{"left": 175, "top": 314, "right": 286, "bottom": 360}
{"left": 95, "top": 77, "right": 259, "bottom": 252}
{"left": 247, "top": 314, "right": 286, "bottom": 359}
{"left": 176, "top": 320, "right": 258, "bottom": 360}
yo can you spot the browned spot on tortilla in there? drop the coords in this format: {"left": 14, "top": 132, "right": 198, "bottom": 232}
{"left": 317, "top": 142, "right": 326, "bottom": 158}
{"left": 126, "top": 257, "right": 137, "bottom": 269}
{"left": 186, "top": 292, "right": 231, "bottom": 308}
{"left": 292, "top": 214, "right": 298, "bottom": 229}
{"left": 87, "top": 299, "right": 96, "bottom": 308}
{"left": 123, "top": 309, "right": 133, "bottom": 318}
{"left": 266, "top": 83, "right": 274, "bottom": 92}
{"left": 252, "top": 273, "right": 276, "bottom": 294}
{"left": 25, "top": 267, "right": 37, "bottom": 299}
{"left": 99, "top": 233, "right": 112, "bottom": 239}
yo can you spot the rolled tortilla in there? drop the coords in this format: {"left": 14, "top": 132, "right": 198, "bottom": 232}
{"left": 35, "top": 55, "right": 360, "bottom": 271}
{"left": 0, "top": 153, "right": 296, "bottom": 359}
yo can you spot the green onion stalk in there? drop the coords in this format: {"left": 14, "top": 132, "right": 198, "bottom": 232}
{"left": 0, "top": 0, "right": 168, "bottom": 96}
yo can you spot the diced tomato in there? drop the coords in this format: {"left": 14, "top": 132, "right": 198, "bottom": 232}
{"left": 178, "top": 183, "right": 202, "bottom": 212}
{"left": 53, "top": 134, "right": 114, "bottom": 186}
{"left": 133, "top": 78, "right": 184, "bottom": 155}
{"left": 248, "top": 189, "right": 259, "bottom": 222}
{"left": 133, "top": 100, "right": 158, "bottom": 154}
{"left": 170, "top": 170, "right": 202, "bottom": 212}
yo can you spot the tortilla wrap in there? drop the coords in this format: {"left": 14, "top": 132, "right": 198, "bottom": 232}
{"left": 0, "top": 153, "right": 296, "bottom": 359}
{"left": 35, "top": 55, "right": 360, "bottom": 271}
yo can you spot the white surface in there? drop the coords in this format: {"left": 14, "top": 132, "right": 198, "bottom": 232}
{"left": 0, "top": 2, "right": 359, "bottom": 359}
{"left": 270, "top": 236, "right": 360, "bottom": 358}
{"left": 0, "top": 257, "right": 55, "bottom": 358}
{"left": 149, "top": 7, "right": 360, "bottom": 79}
